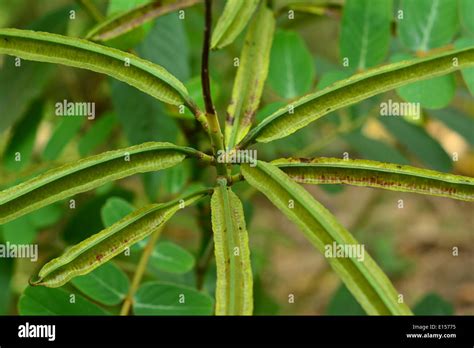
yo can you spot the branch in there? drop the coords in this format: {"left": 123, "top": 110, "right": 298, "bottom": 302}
{"left": 200, "top": 0, "right": 228, "bottom": 178}
{"left": 120, "top": 226, "right": 163, "bottom": 316}
{"left": 201, "top": 0, "right": 215, "bottom": 114}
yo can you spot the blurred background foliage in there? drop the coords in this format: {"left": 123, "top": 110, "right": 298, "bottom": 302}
{"left": 0, "top": 0, "right": 473, "bottom": 315}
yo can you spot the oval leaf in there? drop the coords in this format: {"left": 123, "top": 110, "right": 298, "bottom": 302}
{"left": 267, "top": 30, "right": 315, "bottom": 99}
{"left": 0, "top": 142, "right": 205, "bottom": 224}
{"left": 398, "top": 0, "right": 458, "bottom": 52}
{"left": 101, "top": 197, "right": 135, "bottom": 228}
{"left": 241, "top": 161, "right": 412, "bottom": 315}
{"left": 272, "top": 157, "right": 474, "bottom": 201}
{"left": 211, "top": 181, "right": 253, "bottom": 315}
{"left": 30, "top": 191, "right": 207, "bottom": 288}
{"left": 71, "top": 262, "right": 130, "bottom": 306}
{"left": 0, "top": 29, "right": 192, "bottom": 106}
{"left": 211, "top": 0, "right": 260, "bottom": 50}
{"left": 133, "top": 282, "right": 213, "bottom": 315}
{"left": 150, "top": 241, "right": 196, "bottom": 274}
{"left": 225, "top": 4, "right": 275, "bottom": 148}
{"left": 238, "top": 46, "right": 474, "bottom": 147}
{"left": 19, "top": 286, "right": 108, "bottom": 315}
{"left": 340, "top": 0, "right": 392, "bottom": 70}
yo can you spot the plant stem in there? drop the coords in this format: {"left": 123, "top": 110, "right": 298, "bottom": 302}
{"left": 201, "top": 0, "right": 228, "bottom": 178}
{"left": 77, "top": 0, "right": 105, "bottom": 22}
{"left": 120, "top": 226, "right": 163, "bottom": 316}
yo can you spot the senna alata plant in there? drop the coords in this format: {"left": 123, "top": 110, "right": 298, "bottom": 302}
{"left": 1, "top": 0, "right": 473, "bottom": 316}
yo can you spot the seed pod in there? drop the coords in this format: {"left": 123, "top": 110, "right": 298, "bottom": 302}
{"left": 31, "top": 191, "right": 208, "bottom": 288}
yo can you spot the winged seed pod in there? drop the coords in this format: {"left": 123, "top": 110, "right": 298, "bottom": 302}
{"left": 238, "top": 46, "right": 474, "bottom": 147}
{"left": 211, "top": 0, "right": 260, "bottom": 50}
{"left": 272, "top": 157, "right": 474, "bottom": 201}
{"left": 0, "top": 29, "right": 192, "bottom": 107}
{"left": 0, "top": 142, "right": 212, "bottom": 224}
{"left": 31, "top": 191, "right": 209, "bottom": 288}
{"left": 225, "top": 4, "right": 275, "bottom": 148}
{"left": 211, "top": 180, "right": 253, "bottom": 315}
{"left": 86, "top": 0, "right": 201, "bottom": 42}
{"left": 241, "top": 161, "right": 412, "bottom": 315}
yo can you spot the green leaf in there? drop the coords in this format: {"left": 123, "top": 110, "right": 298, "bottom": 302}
{"left": 87, "top": 0, "right": 200, "bottom": 43}
{"left": 110, "top": 81, "right": 181, "bottom": 201}
{"left": 28, "top": 204, "right": 63, "bottom": 229}
{"left": 133, "top": 281, "right": 213, "bottom": 315}
{"left": 137, "top": 12, "right": 191, "bottom": 82}
{"left": 211, "top": 181, "right": 253, "bottom": 315}
{"left": 78, "top": 113, "right": 116, "bottom": 156}
{"left": 149, "top": 241, "right": 196, "bottom": 274}
{"left": 2, "top": 100, "right": 43, "bottom": 171}
{"left": 43, "top": 117, "right": 84, "bottom": 161}
{"left": 429, "top": 108, "right": 474, "bottom": 146}
{"left": 225, "top": 4, "right": 275, "bottom": 148}
{"left": 102, "top": 0, "right": 153, "bottom": 50}
{"left": 459, "top": 0, "right": 474, "bottom": 36}
{"left": 101, "top": 197, "right": 135, "bottom": 228}
{"left": 413, "top": 293, "right": 454, "bottom": 315}
{"left": 71, "top": 262, "right": 130, "bottom": 306}
{"left": 326, "top": 284, "right": 365, "bottom": 315}
{"left": 110, "top": 82, "right": 180, "bottom": 145}
{"left": 379, "top": 117, "right": 452, "bottom": 172}
{"left": 393, "top": 53, "right": 455, "bottom": 109}
{"left": 238, "top": 46, "right": 474, "bottom": 147}
{"left": 1, "top": 215, "right": 37, "bottom": 245}
{"left": 273, "top": 157, "right": 474, "bottom": 201}
{"left": 241, "top": 161, "right": 412, "bottom": 315}
{"left": 31, "top": 191, "right": 207, "bottom": 288}
{"left": 268, "top": 30, "right": 315, "bottom": 99}
{"left": 0, "top": 8, "right": 68, "bottom": 133}
{"left": 182, "top": 76, "right": 221, "bottom": 119}
{"left": 211, "top": 0, "right": 260, "bottom": 50}
{"left": 0, "top": 29, "right": 193, "bottom": 107}
{"left": 18, "top": 286, "right": 108, "bottom": 315}
{"left": 316, "top": 70, "right": 351, "bottom": 90}
{"left": 0, "top": 258, "right": 13, "bottom": 314}
{"left": 0, "top": 142, "right": 197, "bottom": 224}
{"left": 398, "top": 0, "right": 458, "bottom": 52}
{"left": 343, "top": 131, "right": 409, "bottom": 165}
{"left": 64, "top": 188, "right": 133, "bottom": 244}
{"left": 455, "top": 37, "right": 474, "bottom": 96}
{"left": 339, "top": 0, "right": 392, "bottom": 70}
